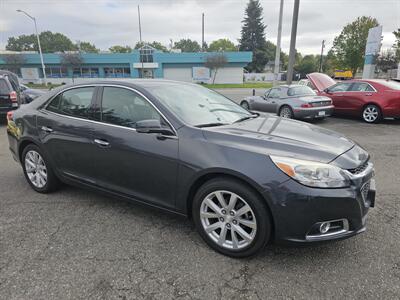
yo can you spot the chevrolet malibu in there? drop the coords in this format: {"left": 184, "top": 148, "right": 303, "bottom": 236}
{"left": 7, "top": 80, "right": 376, "bottom": 257}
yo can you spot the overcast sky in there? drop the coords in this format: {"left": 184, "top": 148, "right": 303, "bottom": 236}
{"left": 0, "top": 0, "right": 399, "bottom": 54}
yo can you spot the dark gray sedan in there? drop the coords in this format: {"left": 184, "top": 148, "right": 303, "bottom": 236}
{"left": 7, "top": 80, "right": 375, "bottom": 257}
{"left": 240, "top": 85, "right": 334, "bottom": 120}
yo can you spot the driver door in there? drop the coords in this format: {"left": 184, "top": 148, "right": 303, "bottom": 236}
{"left": 263, "top": 88, "right": 281, "bottom": 113}
{"left": 90, "top": 86, "right": 179, "bottom": 209}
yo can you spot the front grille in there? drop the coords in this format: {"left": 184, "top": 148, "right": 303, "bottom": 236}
{"left": 311, "top": 100, "right": 332, "bottom": 107}
{"left": 348, "top": 160, "right": 369, "bottom": 175}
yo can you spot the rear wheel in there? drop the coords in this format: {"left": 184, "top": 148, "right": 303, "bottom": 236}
{"left": 362, "top": 104, "right": 381, "bottom": 123}
{"left": 22, "top": 144, "right": 59, "bottom": 193}
{"left": 192, "top": 178, "right": 271, "bottom": 257}
{"left": 240, "top": 101, "right": 250, "bottom": 110}
{"left": 279, "top": 105, "right": 294, "bottom": 119}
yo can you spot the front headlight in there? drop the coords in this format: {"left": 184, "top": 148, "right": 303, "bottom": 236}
{"left": 270, "top": 155, "right": 350, "bottom": 188}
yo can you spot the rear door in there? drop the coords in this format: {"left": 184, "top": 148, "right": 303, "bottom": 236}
{"left": 89, "top": 86, "right": 179, "bottom": 209}
{"left": 344, "top": 82, "right": 376, "bottom": 114}
{"left": 36, "top": 86, "right": 97, "bottom": 183}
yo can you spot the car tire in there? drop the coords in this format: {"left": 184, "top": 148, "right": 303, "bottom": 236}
{"left": 192, "top": 177, "right": 271, "bottom": 258}
{"left": 279, "top": 105, "right": 294, "bottom": 119}
{"left": 240, "top": 101, "right": 250, "bottom": 110}
{"left": 22, "top": 144, "right": 59, "bottom": 193}
{"left": 362, "top": 104, "right": 382, "bottom": 123}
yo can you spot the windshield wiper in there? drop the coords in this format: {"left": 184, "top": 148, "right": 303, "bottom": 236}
{"left": 195, "top": 122, "right": 229, "bottom": 128}
{"left": 233, "top": 114, "right": 259, "bottom": 124}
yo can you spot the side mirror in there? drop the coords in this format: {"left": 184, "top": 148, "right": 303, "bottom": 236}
{"left": 324, "top": 88, "right": 331, "bottom": 94}
{"left": 136, "top": 119, "right": 174, "bottom": 136}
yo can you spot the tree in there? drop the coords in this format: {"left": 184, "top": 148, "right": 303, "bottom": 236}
{"left": 78, "top": 41, "right": 99, "bottom": 53}
{"left": 109, "top": 45, "right": 133, "bottom": 53}
{"left": 134, "top": 41, "right": 168, "bottom": 52}
{"left": 393, "top": 29, "right": 400, "bottom": 61}
{"left": 6, "top": 31, "right": 78, "bottom": 53}
{"left": 295, "top": 55, "right": 318, "bottom": 77}
{"left": 331, "top": 16, "right": 379, "bottom": 75}
{"left": 376, "top": 50, "right": 398, "bottom": 77}
{"left": 60, "top": 52, "right": 83, "bottom": 83}
{"left": 208, "top": 39, "right": 236, "bottom": 52}
{"left": 173, "top": 39, "right": 201, "bottom": 52}
{"left": 0, "top": 54, "right": 26, "bottom": 74}
{"left": 204, "top": 54, "right": 228, "bottom": 84}
{"left": 239, "top": 0, "right": 268, "bottom": 72}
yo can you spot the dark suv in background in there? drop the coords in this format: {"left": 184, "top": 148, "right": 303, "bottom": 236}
{"left": 0, "top": 70, "right": 22, "bottom": 120}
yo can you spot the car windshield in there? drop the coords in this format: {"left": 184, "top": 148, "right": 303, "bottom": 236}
{"left": 146, "top": 83, "right": 253, "bottom": 127}
{"left": 287, "top": 86, "right": 316, "bottom": 96}
{"left": 377, "top": 80, "right": 400, "bottom": 90}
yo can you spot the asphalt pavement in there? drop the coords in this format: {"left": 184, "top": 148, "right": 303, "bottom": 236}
{"left": 0, "top": 96, "right": 399, "bottom": 299}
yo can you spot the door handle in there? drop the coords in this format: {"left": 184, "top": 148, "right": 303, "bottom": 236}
{"left": 41, "top": 126, "right": 53, "bottom": 133}
{"left": 94, "top": 139, "right": 110, "bottom": 147}
{"left": 365, "top": 93, "right": 372, "bottom": 96}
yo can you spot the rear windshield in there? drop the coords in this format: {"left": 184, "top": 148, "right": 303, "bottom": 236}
{"left": 287, "top": 86, "right": 316, "bottom": 96}
{"left": 378, "top": 80, "right": 400, "bottom": 90}
{"left": 0, "top": 79, "right": 10, "bottom": 93}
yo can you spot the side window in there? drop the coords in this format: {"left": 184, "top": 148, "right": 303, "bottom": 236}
{"left": 329, "top": 83, "right": 351, "bottom": 92}
{"left": 101, "top": 87, "right": 162, "bottom": 128}
{"left": 268, "top": 88, "right": 281, "bottom": 98}
{"left": 0, "top": 79, "right": 9, "bottom": 93}
{"left": 47, "top": 87, "right": 95, "bottom": 118}
{"left": 47, "top": 94, "right": 62, "bottom": 112}
{"left": 349, "top": 82, "right": 374, "bottom": 92}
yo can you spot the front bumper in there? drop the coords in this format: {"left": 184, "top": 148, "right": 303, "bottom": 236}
{"left": 293, "top": 105, "right": 334, "bottom": 119}
{"left": 265, "top": 163, "right": 375, "bottom": 244}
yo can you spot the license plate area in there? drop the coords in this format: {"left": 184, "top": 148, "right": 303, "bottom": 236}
{"left": 318, "top": 111, "right": 326, "bottom": 116}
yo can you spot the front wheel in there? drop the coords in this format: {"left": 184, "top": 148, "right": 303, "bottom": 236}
{"left": 362, "top": 104, "right": 382, "bottom": 123}
{"left": 240, "top": 101, "right": 250, "bottom": 110}
{"left": 192, "top": 178, "right": 271, "bottom": 257}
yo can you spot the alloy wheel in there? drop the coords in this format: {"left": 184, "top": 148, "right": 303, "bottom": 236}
{"left": 199, "top": 190, "right": 257, "bottom": 250}
{"left": 25, "top": 150, "right": 48, "bottom": 188}
{"left": 280, "top": 107, "right": 292, "bottom": 118}
{"left": 363, "top": 105, "right": 379, "bottom": 123}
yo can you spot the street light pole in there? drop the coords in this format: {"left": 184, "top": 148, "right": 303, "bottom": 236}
{"left": 286, "top": 0, "right": 300, "bottom": 85}
{"left": 273, "top": 0, "right": 284, "bottom": 86}
{"left": 319, "top": 40, "right": 325, "bottom": 73}
{"left": 17, "top": 10, "right": 47, "bottom": 86}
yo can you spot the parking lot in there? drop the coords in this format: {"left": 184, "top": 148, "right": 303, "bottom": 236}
{"left": 1, "top": 94, "right": 400, "bottom": 299}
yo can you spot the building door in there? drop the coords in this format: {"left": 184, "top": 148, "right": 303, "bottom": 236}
{"left": 141, "top": 69, "right": 154, "bottom": 78}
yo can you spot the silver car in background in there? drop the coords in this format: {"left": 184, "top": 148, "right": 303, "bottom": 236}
{"left": 240, "top": 85, "right": 334, "bottom": 120}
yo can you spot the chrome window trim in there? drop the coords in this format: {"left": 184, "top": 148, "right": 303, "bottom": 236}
{"left": 42, "top": 83, "right": 178, "bottom": 138}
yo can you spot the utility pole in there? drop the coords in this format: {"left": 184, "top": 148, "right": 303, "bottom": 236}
{"left": 138, "top": 5, "right": 144, "bottom": 78}
{"left": 319, "top": 40, "right": 325, "bottom": 73}
{"left": 17, "top": 9, "right": 47, "bottom": 86}
{"left": 202, "top": 13, "right": 205, "bottom": 51}
{"left": 273, "top": 0, "right": 284, "bottom": 86}
{"left": 286, "top": 0, "right": 300, "bottom": 85}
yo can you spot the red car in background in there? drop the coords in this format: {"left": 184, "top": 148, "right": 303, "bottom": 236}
{"left": 307, "top": 73, "right": 400, "bottom": 123}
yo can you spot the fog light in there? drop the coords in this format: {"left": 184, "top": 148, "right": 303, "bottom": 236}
{"left": 319, "top": 222, "right": 330, "bottom": 234}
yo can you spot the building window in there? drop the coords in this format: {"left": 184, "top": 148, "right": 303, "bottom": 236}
{"left": 72, "top": 67, "right": 99, "bottom": 78}
{"left": 45, "top": 66, "right": 68, "bottom": 78}
{"left": 104, "top": 67, "right": 131, "bottom": 78}
{"left": 139, "top": 45, "right": 155, "bottom": 63}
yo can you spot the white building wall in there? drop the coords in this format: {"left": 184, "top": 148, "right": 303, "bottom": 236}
{"left": 163, "top": 68, "right": 192, "bottom": 82}
{"left": 163, "top": 67, "right": 244, "bottom": 84}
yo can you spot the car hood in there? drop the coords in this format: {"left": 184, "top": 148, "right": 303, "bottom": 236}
{"left": 202, "top": 115, "right": 362, "bottom": 168}
{"left": 306, "top": 72, "right": 336, "bottom": 92}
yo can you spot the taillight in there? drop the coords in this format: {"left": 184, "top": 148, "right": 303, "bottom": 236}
{"left": 10, "top": 91, "right": 17, "bottom": 102}
{"left": 6, "top": 111, "right": 14, "bottom": 122}
{"left": 301, "top": 103, "right": 313, "bottom": 108}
